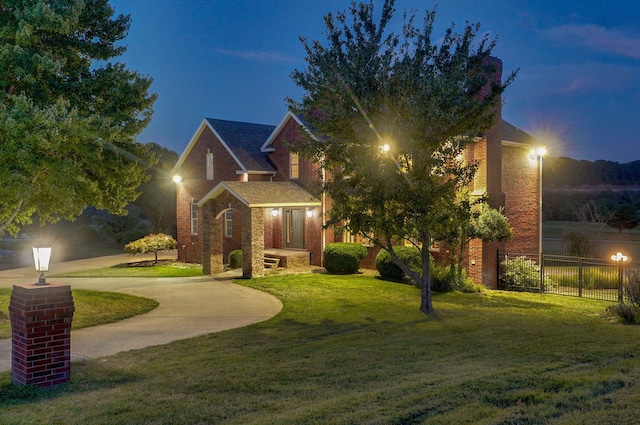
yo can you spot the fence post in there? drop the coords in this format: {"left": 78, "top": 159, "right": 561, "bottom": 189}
{"left": 578, "top": 257, "right": 583, "bottom": 298}
{"left": 539, "top": 253, "right": 544, "bottom": 294}
{"left": 618, "top": 264, "right": 624, "bottom": 303}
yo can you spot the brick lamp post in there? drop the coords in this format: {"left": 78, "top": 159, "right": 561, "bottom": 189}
{"left": 8, "top": 246, "right": 75, "bottom": 388}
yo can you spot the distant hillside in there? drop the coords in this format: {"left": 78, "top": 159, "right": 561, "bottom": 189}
{"left": 542, "top": 157, "right": 640, "bottom": 222}
{"left": 544, "top": 157, "right": 640, "bottom": 187}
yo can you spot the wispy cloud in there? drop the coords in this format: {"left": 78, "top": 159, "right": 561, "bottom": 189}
{"left": 215, "top": 48, "right": 297, "bottom": 63}
{"left": 545, "top": 24, "right": 640, "bottom": 59}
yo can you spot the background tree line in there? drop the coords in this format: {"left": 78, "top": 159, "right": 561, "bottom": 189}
{"left": 543, "top": 156, "right": 640, "bottom": 227}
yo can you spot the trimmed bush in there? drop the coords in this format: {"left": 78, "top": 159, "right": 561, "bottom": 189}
{"left": 323, "top": 243, "right": 368, "bottom": 274}
{"left": 431, "top": 263, "right": 481, "bottom": 293}
{"left": 228, "top": 250, "right": 242, "bottom": 269}
{"left": 124, "top": 233, "right": 177, "bottom": 263}
{"left": 500, "top": 256, "right": 554, "bottom": 291}
{"left": 375, "top": 246, "right": 422, "bottom": 281}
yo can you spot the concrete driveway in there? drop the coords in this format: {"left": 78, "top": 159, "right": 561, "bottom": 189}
{"left": 0, "top": 253, "right": 282, "bottom": 372}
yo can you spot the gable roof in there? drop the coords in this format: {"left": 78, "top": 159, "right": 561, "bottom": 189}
{"left": 197, "top": 181, "right": 321, "bottom": 208}
{"left": 261, "top": 111, "right": 315, "bottom": 152}
{"left": 172, "top": 118, "right": 276, "bottom": 175}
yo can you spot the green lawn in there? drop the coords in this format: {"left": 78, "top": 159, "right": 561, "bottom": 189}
{"left": 0, "top": 289, "right": 158, "bottom": 339}
{"left": 2, "top": 273, "right": 640, "bottom": 424}
{"left": 53, "top": 261, "right": 203, "bottom": 278}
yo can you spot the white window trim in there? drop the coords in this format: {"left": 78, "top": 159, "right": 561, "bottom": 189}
{"left": 190, "top": 202, "right": 198, "bottom": 235}
{"left": 206, "top": 152, "right": 214, "bottom": 181}
{"left": 224, "top": 209, "right": 233, "bottom": 237}
{"left": 290, "top": 152, "right": 299, "bottom": 179}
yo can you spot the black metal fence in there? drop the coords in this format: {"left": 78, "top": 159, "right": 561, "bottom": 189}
{"left": 498, "top": 250, "right": 640, "bottom": 303}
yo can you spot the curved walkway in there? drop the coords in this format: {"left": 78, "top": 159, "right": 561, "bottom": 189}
{"left": 0, "top": 253, "right": 282, "bottom": 373}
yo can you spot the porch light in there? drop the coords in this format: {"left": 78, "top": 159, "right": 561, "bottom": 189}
{"left": 306, "top": 209, "right": 314, "bottom": 219}
{"left": 32, "top": 246, "right": 52, "bottom": 285}
{"left": 271, "top": 209, "right": 279, "bottom": 217}
{"left": 172, "top": 175, "right": 182, "bottom": 184}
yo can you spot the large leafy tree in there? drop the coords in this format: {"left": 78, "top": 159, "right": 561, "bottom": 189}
{"left": 289, "top": 0, "right": 515, "bottom": 313}
{"left": 0, "top": 0, "right": 156, "bottom": 235}
{"left": 607, "top": 203, "right": 639, "bottom": 233}
{"left": 133, "top": 143, "right": 179, "bottom": 235}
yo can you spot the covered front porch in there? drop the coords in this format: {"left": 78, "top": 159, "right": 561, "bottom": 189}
{"left": 197, "top": 181, "right": 321, "bottom": 278}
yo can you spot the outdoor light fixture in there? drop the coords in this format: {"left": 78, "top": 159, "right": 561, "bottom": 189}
{"left": 172, "top": 175, "right": 182, "bottom": 184}
{"left": 32, "top": 246, "right": 52, "bottom": 285}
{"left": 530, "top": 146, "right": 547, "bottom": 266}
{"left": 611, "top": 251, "right": 629, "bottom": 302}
{"left": 306, "top": 209, "right": 314, "bottom": 219}
{"left": 380, "top": 144, "right": 390, "bottom": 153}
{"left": 611, "top": 252, "right": 628, "bottom": 262}
{"left": 271, "top": 209, "right": 279, "bottom": 217}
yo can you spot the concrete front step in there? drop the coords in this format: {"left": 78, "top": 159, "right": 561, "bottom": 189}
{"left": 264, "top": 257, "right": 281, "bottom": 268}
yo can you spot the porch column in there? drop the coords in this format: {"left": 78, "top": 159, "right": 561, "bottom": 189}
{"left": 242, "top": 206, "right": 264, "bottom": 278}
{"left": 202, "top": 202, "right": 224, "bottom": 275}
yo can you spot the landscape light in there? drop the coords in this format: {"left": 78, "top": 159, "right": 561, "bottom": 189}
{"left": 611, "top": 252, "right": 628, "bottom": 262}
{"left": 32, "top": 246, "right": 52, "bottom": 285}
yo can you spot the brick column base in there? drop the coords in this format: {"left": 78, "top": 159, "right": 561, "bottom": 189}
{"left": 9, "top": 283, "right": 75, "bottom": 388}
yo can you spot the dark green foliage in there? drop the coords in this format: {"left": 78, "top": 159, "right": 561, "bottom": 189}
{"left": 289, "top": 0, "right": 515, "bottom": 313}
{"left": 429, "top": 261, "right": 482, "bottom": 293}
{"left": 228, "top": 250, "right": 242, "bottom": 269}
{"left": 624, "top": 271, "right": 640, "bottom": 308}
{"left": 544, "top": 156, "right": 640, "bottom": 187}
{"left": 375, "top": 246, "right": 422, "bottom": 281}
{"left": 607, "top": 303, "right": 637, "bottom": 325}
{"left": 0, "top": 0, "right": 156, "bottom": 235}
{"left": 608, "top": 204, "right": 639, "bottom": 233}
{"left": 323, "top": 243, "right": 368, "bottom": 275}
{"left": 500, "top": 257, "right": 554, "bottom": 291}
{"left": 133, "top": 143, "right": 180, "bottom": 234}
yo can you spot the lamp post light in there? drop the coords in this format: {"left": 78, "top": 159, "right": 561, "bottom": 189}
{"left": 32, "top": 246, "right": 52, "bottom": 285}
{"left": 530, "top": 147, "right": 547, "bottom": 267}
{"left": 611, "top": 252, "right": 628, "bottom": 303}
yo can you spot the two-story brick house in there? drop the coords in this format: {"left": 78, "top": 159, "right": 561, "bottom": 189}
{"left": 171, "top": 62, "right": 541, "bottom": 287}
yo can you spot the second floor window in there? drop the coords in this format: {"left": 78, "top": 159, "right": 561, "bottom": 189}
{"left": 206, "top": 152, "right": 214, "bottom": 180}
{"left": 290, "top": 152, "right": 299, "bottom": 179}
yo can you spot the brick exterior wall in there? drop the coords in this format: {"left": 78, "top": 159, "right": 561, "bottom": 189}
{"left": 175, "top": 125, "right": 262, "bottom": 264}
{"left": 267, "top": 116, "right": 326, "bottom": 266}
{"left": 175, "top": 81, "right": 540, "bottom": 283}
{"left": 9, "top": 284, "right": 74, "bottom": 388}
{"left": 503, "top": 144, "right": 540, "bottom": 254}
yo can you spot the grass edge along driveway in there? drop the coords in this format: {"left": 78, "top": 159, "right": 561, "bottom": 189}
{"left": 2, "top": 273, "right": 640, "bottom": 424}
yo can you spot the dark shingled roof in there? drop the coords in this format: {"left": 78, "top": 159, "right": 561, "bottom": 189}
{"left": 198, "top": 181, "right": 321, "bottom": 208}
{"left": 501, "top": 119, "right": 537, "bottom": 145}
{"left": 206, "top": 118, "right": 276, "bottom": 172}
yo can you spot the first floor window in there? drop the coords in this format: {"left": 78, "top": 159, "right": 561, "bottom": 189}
{"left": 190, "top": 202, "right": 198, "bottom": 235}
{"left": 225, "top": 209, "right": 233, "bottom": 237}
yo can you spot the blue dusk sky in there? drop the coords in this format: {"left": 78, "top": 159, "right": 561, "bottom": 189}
{"left": 109, "top": 0, "right": 640, "bottom": 163}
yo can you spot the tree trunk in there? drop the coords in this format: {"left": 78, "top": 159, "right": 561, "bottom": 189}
{"left": 420, "top": 239, "right": 434, "bottom": 313}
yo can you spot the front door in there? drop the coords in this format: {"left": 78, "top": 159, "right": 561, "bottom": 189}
{"left": 284, "top": 208, "right": 305, "bottom": 249}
